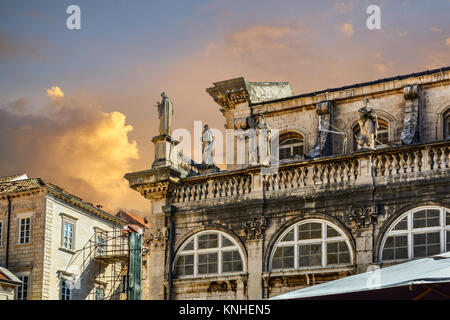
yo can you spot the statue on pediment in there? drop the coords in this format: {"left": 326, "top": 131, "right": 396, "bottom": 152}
{"left": 201, "top": 124, "right": 214, "bottom": 166}
{"left": 156, "top": 92, "right": 173, "bottom": 136}
{"left": 355, "top": 98, "right": 379, "bottom": 150}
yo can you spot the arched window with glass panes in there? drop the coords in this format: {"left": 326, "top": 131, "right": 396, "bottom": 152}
{"left": 380, "top": 206, "right": 450, "bottom": 263}
{"left": 173, "top": 231, "right": 244, "bottom": 278}
{"left": 444, "top": 109, "right": 450, "bottom": 140}
{"left": 279, "top": 132, "right": 304, "bottom": 161}
{"left": 353, "top": 118, "right": 389, "bottom": 151}
{"left": 270, "top": 219, "right": 353, "bottom": 271}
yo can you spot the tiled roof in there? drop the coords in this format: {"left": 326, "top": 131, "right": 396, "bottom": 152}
{"left": 0, "top": 173, "right": 28, "bottom": 183}
{"left": 0, "top": 267, "right": 21, "bottom": 285}
{"left": 0, "top": 178, "right": 45, "bottom": 194}
{"left": 116, "top": 210, "right": 149, "bottom": 229}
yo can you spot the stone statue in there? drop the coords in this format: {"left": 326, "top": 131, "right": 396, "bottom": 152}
{"left": 355, "top": 98, "right": 379, "bottom": 150}
{"left": 255, "top": 114, "right": 271, "bottom": 165}
{"left": 201, "top": 124, "right": 214, "bottom": 166}
{"left": 156, "top": 92, "right": 173, "bottom": 135}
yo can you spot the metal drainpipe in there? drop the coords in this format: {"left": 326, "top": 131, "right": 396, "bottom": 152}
{"left": 5, "top": 195, "right": 12, "bottom": 269}
{"left": 162, "top": 204, "right": 176, "bottom": 301}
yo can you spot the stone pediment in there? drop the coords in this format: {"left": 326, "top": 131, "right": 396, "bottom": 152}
{"left": 206, "top": 77, "right": 293, "bottom": 110}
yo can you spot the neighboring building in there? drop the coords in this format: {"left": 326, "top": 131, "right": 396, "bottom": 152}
{"left": 0, "top": 266, "right": 21, "bottom": 300}
{"left": 125, "top": 66, "right": 450, "bottom": 300}
{"left": 0, "top": 174, "right": 128, "bottom": 300}
{"left": 116, "top": 210, "right": 150, "bottom": 230}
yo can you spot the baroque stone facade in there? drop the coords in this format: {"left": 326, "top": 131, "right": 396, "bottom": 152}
{"left": 126, "top": 66, "right": 450, "bottom": 300}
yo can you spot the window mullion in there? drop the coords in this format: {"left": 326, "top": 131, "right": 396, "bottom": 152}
{"left": 322, "top": 222, "right": 327, "bottom": 267}
{"left": 194, "top": 236, "right": 198, "bottom": 277}
{"left": 294, "top": 226, "right": 298, "bottom": 269}
{"left": 441, "top": 208, "right": 445, "bottom": 253}
{"left": 218, "top": 234, "right": 222, "bottom": 275}
{"left": 408, "top": 213, "right": 413, "bottom": 260}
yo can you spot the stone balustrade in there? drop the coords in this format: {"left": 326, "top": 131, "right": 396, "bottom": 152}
{"left": 169, "top": 141, "right": 449, "bottom": 205}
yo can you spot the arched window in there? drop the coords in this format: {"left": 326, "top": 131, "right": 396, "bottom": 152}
{"left": 353, "top": 118, "right": 389, "bottom": 151}
{"left": 174, "top": 231, "right": 244, "bottom": 278}
{"left": 380, "top": 206, "right": 450, "bottom": 263}
{"left": 279, "top": 132, "right": 304, "bottom": 161}
{"left": 444, "top": 109, "right": 450, "bottom": 140}
{"left": 270, "top": 219, "right": 353, "bottom": 271}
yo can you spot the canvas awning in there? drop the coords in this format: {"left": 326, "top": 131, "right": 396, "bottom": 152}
{"left": 270, "top": 252, "right": 450, "bottom": 300}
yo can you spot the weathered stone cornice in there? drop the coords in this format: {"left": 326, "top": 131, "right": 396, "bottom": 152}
{"left": 124, "top": 166, "right": 183, "bottom": 200}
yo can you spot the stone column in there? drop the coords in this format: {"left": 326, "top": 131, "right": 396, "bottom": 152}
{"left": 246, "top": 239, "right": 263, "bottom": 299}
{"left": 348, "top": 206, "right": 378, "bottom": 273}
{"left": 242, "top": 216, "right": 266, "bottom": 300}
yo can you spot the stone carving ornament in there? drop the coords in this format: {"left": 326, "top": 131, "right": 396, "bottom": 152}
{"left": 156, "top": 92, "right": 173, "bottom": 136}
{"left": 201, "top": 124, "right": 215, "bottom": 166}
{"left": 348, "top": 206, "right": 378, "bottom": 229}
{"left": 144, "top": 227, "right": 169, "bottom": 248}
{"left": 242, "top": 217, "right": 267, "bottom": 240}
{"left": 355, "top": 98, "right": 379, "bottom": 150}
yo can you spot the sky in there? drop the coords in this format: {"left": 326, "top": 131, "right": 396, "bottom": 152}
{"left": 0, "top": 0, "right": 449, "bottom": 216}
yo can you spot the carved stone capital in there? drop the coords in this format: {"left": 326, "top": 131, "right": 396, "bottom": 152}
{"left": 316, "top": 100, "right": 333, "bottom": 115}
{"left": 144, "top": 227, "right": 169, "bottom": 249}
{"left": 348, "top": 206, "right": 378, "bottom": 229}
{"left": 403, "top": 84, "right": 420, "bottom": 100}
{"left": 242, "top": 217, "right": 266, "bottom": 240}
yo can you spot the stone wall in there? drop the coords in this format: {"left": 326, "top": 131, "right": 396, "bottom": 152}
{"left": 0, "top": 191, "right": 47, "bottom": 299}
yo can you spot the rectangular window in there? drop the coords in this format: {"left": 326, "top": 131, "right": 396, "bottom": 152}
{"left": 17, "top": 275, "right": 29, "bottom": 300}
{"left": 272, "top": 246, "right": 294, "bottom": 269}
{"left": 96, "top": 234, "right": 106, "bottom": 256}
{"left": 382, "top": 235, "right": 408, "bottom": 261}
{"left": 298, "top": 223, "right": 322, "bottom": 240}
{"left": 198, "top": 234, "right": 218, "bottom": 249}
{"left": 175, "top": 254, "right": 194, "bottom": 276}
{"left": 198, "top": 252, "right": 218, "bottom": 274}
{"left": 19, "top": 217, "right": 31, "bottom": 244}
{"left": 413, "top": 232, "right": 440, "bottom": 258}
{"left": 63, "top": 222, "right": 74, "bottom": 250}
{"left": 95, "top": 287, "right": 105, "bottom": 300}
{"left": 327, "top": 241, "right": 350, "bottom": 265}
{"left": 298, "top": 243, "right": 322, "bottom": 267}
{"left": 413, "top": 210, "right": 440, "bottom": 229}
{"left": 447, "top": 230, "right": 450, "bottom": 252}
{"left": 120, "top": 275, "right": 128, "bottom": 293}
{"left": 222, "top": 250, "right": 243, "bottom": 273}
{"left": 60, "top": 279, "right": 72, "bottom": 300}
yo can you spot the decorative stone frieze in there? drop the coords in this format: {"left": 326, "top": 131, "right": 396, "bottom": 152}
{"left": 348, "top": 205, "right": 378, "bottom": 229}
{"left": 144, "top": 227, "right": 169, "bottom": 248}
{"left": 242, "top": 217, "right": 266, "bottom": 240}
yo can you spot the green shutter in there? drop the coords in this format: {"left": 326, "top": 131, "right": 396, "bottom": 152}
{"left": 128, "top": 232, "right": 142, "bottom": 300}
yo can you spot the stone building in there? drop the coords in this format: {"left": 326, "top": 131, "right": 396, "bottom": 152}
{"left": 125, "top": 66, "right": 450, "bottom": 300}
{"left": 0, "top": 174, "right": 128, "bottom": 300}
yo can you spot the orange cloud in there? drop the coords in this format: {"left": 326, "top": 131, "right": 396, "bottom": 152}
{"left": 0, "top": 91, "right": 146, "bottom": 214}
{"left": 338, "top": 23, "right": 355, "bottom": 37}
{"left": 47, "top": 85, "right": 64, "bottom": 99}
